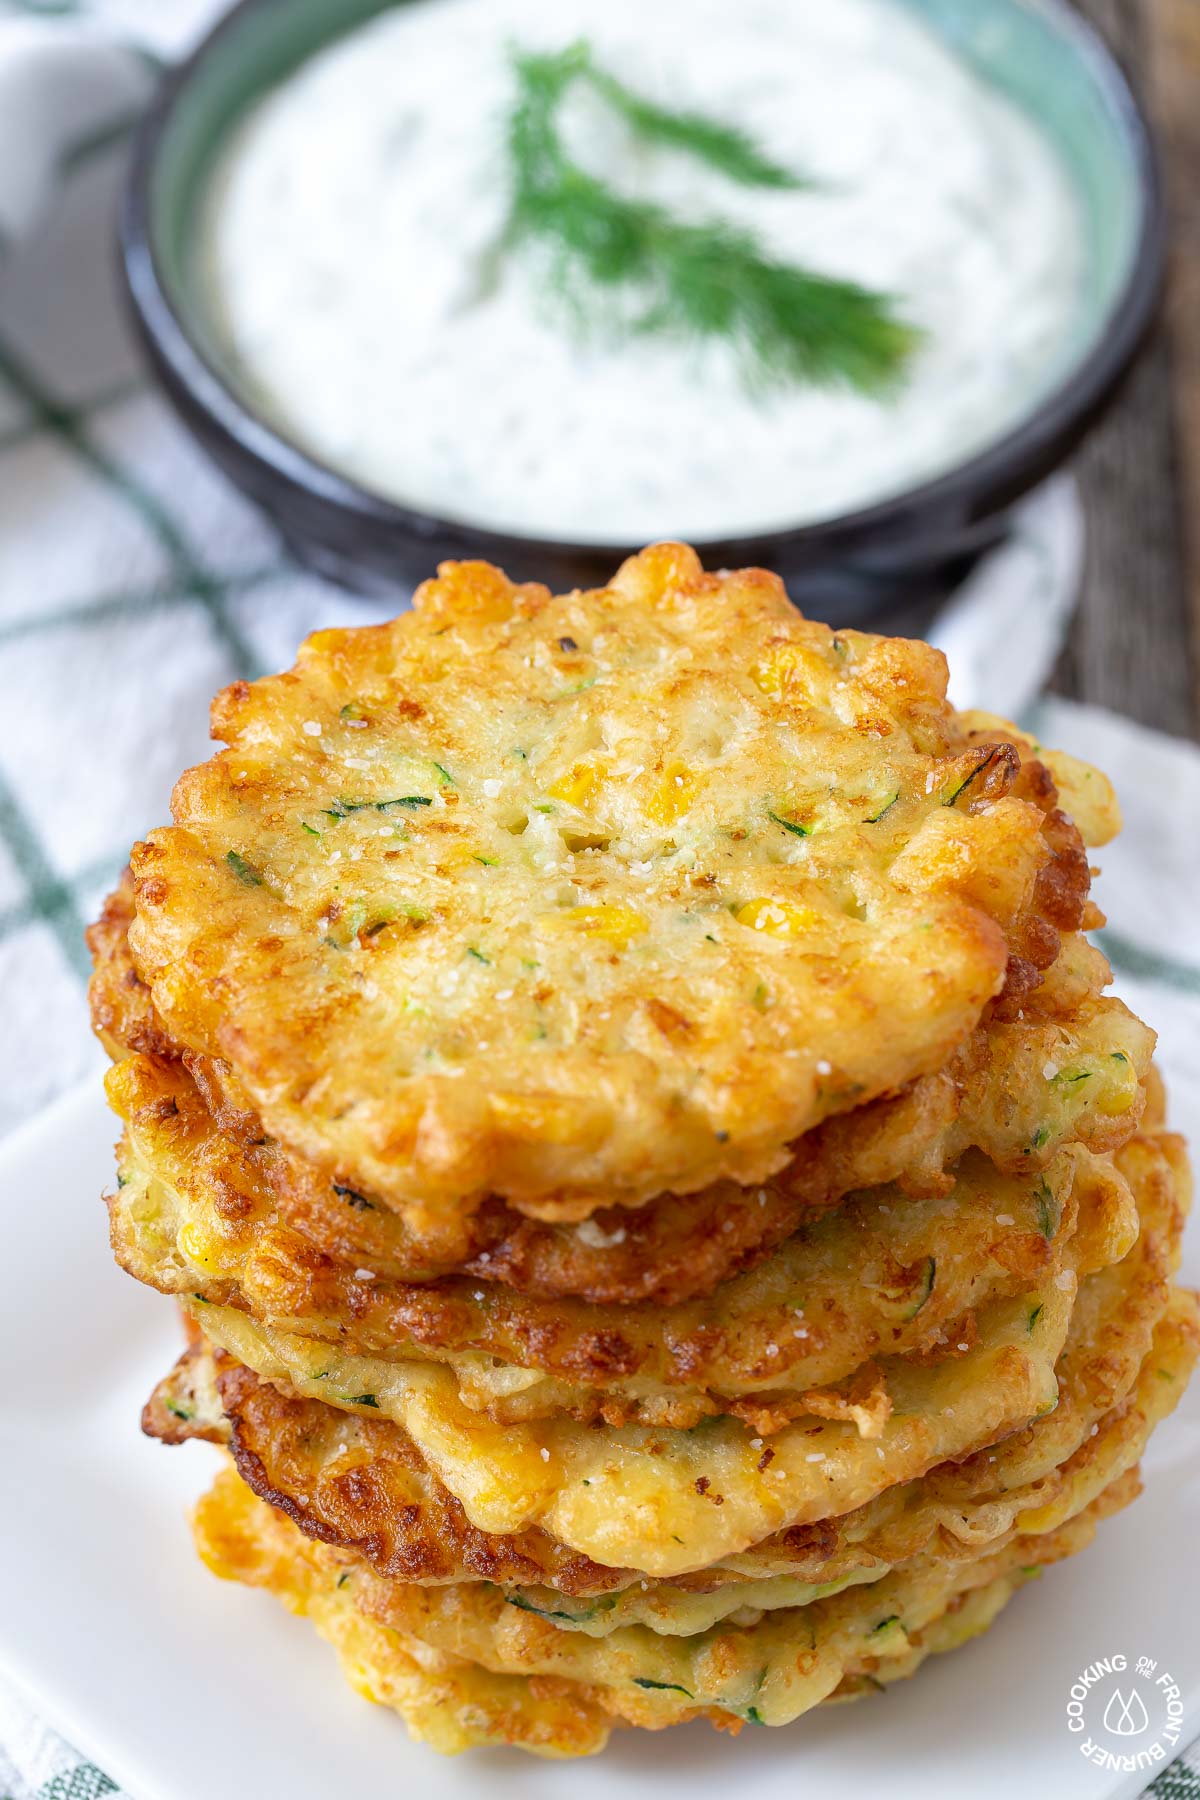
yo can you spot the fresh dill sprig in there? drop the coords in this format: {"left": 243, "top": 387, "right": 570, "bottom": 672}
{"left": 504, "top": 42, "right": 920, "bottom": 395}
{"left": 585, "top": 61, "right": 803, "bottom": 190}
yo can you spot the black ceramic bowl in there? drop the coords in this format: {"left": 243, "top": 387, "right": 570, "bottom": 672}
{"left": 120, "top": 0, "right": 1164, "bottom": 617}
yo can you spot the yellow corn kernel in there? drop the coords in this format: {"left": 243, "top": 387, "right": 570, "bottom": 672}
{"left": 179, "top": 1219, "right": 221, "bottom": 1271}
{"left": 752, "top": 642, "right": 827, "bottom": 701}
{"left": 734, "top": 897, "right": 821, "bottom": 937}
{"left": 547, "top": 762, "right": 607, "bottom": 808}
{"left": 541, "top": 904, "right": 649, "bottom": 948}
{"left": 418, "top": 561, "right": 520, "bottom": 624}
{"left": 1092, "top": 1056, "right": 1140, "bottom": 1117}
{"left": 646, "top": 759, "right": 695, "bottom": 826}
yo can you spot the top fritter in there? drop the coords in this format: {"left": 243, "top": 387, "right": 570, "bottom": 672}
{"left": 126, "top": 544, "right": 1104, "bottom": 1225}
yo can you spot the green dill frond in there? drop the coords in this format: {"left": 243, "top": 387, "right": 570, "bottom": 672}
{"left": 587, "top": 66, "right": 805, "bottom": 190}
{"left": 635, "top": 210, "right": 920, "bottom": 392}
{"left": 504, "top": 41, "right": 920, "bottom": 395}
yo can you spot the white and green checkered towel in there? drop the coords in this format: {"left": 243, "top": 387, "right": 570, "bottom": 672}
{"left": 0, "top": 4, "right": 1197, "bottom": 1798}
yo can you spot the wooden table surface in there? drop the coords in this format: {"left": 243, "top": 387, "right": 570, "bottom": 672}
{"left": 1057, "top": 0, "right": 1200, "bottom": 739}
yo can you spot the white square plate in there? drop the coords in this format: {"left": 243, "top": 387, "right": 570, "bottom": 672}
{"left": 1, "top": 1074, "right": 1198, "bottom": 1800}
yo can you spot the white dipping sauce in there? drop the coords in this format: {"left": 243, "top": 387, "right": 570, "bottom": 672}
{"left": 200, "top": 0, "right": 1084, "bottom": 543}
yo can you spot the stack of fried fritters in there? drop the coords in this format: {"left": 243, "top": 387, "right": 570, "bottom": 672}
{"left": 91, "top": 544, "right": 1197, "bottom": 1757}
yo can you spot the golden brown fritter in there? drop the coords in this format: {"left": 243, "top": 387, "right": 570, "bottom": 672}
{"left": 304, "top": 1479, "right": 1139, "bottom": 1727}
{"left": 152, "top": 1144, "right": 1151, "bottom": 1584}
{"left": 112, "top": 1040, "right": 1141, "bottom": 1429}
{"left": 185, "top": 1267, "right": 1077, "bottom": 1573}
{"left": 145, "top": 1278, "right": 1198, "bottom": 1614}
{"left": 189, "top": 1445, "right": 1014, "bottom": 1753}
{"left": 118, "top": 544, "right": 1114, "bottom": 1227}
{"left": 190, "top": 1459, "right": 1138, "bottom": 1748}
{"left": 141, "top": 1123, "right": 1194, "bottom": 1605}
{"left": 96, "top": 898, "right": 1151, "bottom": 1304}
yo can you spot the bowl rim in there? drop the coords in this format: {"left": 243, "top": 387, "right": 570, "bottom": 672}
{"left": 119, "top": 0, "right": 1166, "bottom": 568}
